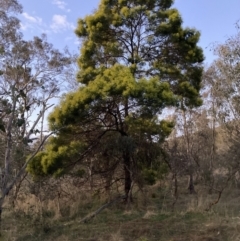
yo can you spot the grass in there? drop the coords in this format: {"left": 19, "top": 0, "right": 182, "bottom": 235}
{"left": 1, "top": 181, "right": 240, "bottom": 240}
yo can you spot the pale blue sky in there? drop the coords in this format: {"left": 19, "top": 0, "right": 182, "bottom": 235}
{"left": 19, "top": 0, "right": 240, "bottom": 64}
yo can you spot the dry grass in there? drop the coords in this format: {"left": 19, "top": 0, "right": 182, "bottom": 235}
{"left": 108, "top": 229, "right": 124, "bottom": 241}
{"left": 1, "top": 179, "right": 240, "bottom": 241}
{"left": 142, "top": 210, "right": 157, "bottom": 219}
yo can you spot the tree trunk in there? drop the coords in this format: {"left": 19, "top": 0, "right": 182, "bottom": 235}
{"left": 172, "top": 173, "right": 178, "bottom": 211}
{"left": 188, "top": 174, "right": 196, "bottom": 194}
{"left": 0, "top": 199, "right": 3, "bottom": 236}
{"left": 122, "top": 97, "right": 132, "bottom": 202}
{"left": 123, "top": 151, "right": 132, "bottom": 202}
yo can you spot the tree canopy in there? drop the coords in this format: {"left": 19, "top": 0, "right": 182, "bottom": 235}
{"left": 0, "top": 0, "right": 75, "bottom": 217}
{"left": 28, "top": 0, "right": 204, "bottom": 199}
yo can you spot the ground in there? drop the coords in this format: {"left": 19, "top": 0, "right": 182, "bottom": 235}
{"left": 2, "top": 180, "right": 240, "bottom": 241}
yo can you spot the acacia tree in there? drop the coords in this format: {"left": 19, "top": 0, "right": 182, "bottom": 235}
{"left": 0, "top": 0, "right": 74, "bottom": 224}
{"left": 29, "top": 0, "right": 204, "bottom": 200}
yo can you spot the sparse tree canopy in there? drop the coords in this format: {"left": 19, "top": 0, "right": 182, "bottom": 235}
{"left": 0, "top": 0, "right": 75, "bottom": 223}
{"left": 205, "top": 29, "right": 240, "bottom": 128}
{"left": 28, "top": 0, "right": 204, "bottom": 199}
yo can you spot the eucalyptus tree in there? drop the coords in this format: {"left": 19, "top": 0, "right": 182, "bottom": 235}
{"left": 0, "top": 0, "right": 74, "bottom": 224}
{"left": 204, "top": 27, "right": 240, "bottom": 184}
{"left": 28, "top": 0, "right": 204, "bottom": 200}
{"left": 204, "top": 28, "right": 240, "bottom": 137}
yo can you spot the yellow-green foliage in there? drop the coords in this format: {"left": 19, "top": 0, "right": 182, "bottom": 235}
{"left": 27, "top": 136, "right": 85, "bottom": 176}
{"left": 29, "top": 0, "right": 204, "bottom": 178}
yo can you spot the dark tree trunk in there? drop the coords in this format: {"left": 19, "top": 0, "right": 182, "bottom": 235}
{"left": 123, "top": 151, "right": 132, "bottom": 202}
{"left": 174, "top": 173, "right": 178, "bottom": 198}
{"left": 122, "top": 98, "right": 132, "bottom": 202}
{"left": 172, "top": 172, "right": 179, "bottom": 211}
{"left": 0, "top": 204, "right": 2, "bottom": 236}
{"left": 188, "top": 174, "right": 196, "bottom": 194}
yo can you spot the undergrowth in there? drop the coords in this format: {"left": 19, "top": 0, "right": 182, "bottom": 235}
{"left": 1, "top": 182, "right": 240, "bottom": 241}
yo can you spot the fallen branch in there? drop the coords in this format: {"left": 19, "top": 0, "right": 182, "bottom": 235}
{"left": 79, "top": 195, "right": 126, "bottom": 223}
{"left": 205, "top": 170, "right": 237, "bottom": 211}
